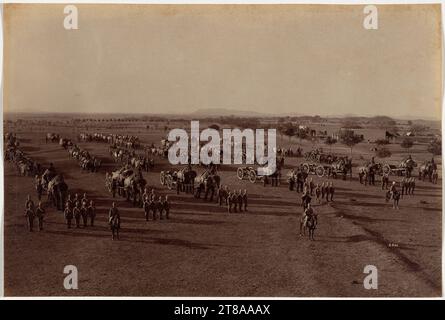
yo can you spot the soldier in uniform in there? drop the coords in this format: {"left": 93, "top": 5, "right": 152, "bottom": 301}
{"left": 288, "top": 169, "right": 295, "bottom": 191}
{"left": 296, "top": 169, "right": 303, "bottom": 193}
{"left": 300, "top": 203, "right": 316, "bottom": 236}
{"left": 325, "top": 183, "right": 331, "bottom": 202}
{"left": 329, "top": 182, "right": 335, "bottom": 202}
{"left": 65, "top": 194, "right": 73, "bottom": 211}
{"left": 35, "top": 201, "right": 45, "bottom": 231}
{"left": 81, "top": 193, "right": 88, "bottom": 208}
{"left": 389, "top": 181, "right": 398, "bottom": 200}
{"left": 35, "top": 175, "right": 43, "bottom": 201}
{"left": 25, "top": 194, "right": 35, "bottom": 212}
{"left": 149, "top": 196, "right": 157, "bottom": 220}
{"left": 143, "top": 198, "right": 150, "bottom": 221}
{"left": 64, "top": 203, "right": 73, "bottom": 229}
{"left": 87, "top": 200, "right": 96, "bottom": 226}
{"left": 242, "top": 189, "right": 248, "bottom": 212}
{"left": 111, "top": 178, "right": 117, "bottom": 198}
{"left": 226, "top": 191, "right": 232, "bottom": 213}
{"left": 162, "top": 196, "right": 170, "bottom": 219}
{"left": 157, "top": 196, "right": 165, "bottom": 219}
{"left": 81, "top": 201, "right": 88, "bottom": 227}
{"left": 315, "top": 183, "right": 321, "bottom": 204}
{"left": 108, "top": 202, "right": 121, "bottom": 240}
{"left": 218, "top": 185, "right": 229, "bottom": 206}
{"left": 301, "top": 188, "right": 311, "bottom": 210}
{"left": 382, "top": 172, "right": 390, "bottom": 190}
{"left": 309, "top": 178, "right": 315, "bottom": 196}
{"left": 237, "top": 189, "right": 244, "bottom": 213}
{"left": 321, "top": 182, "right": 326, "bottom": 201}
{"left": 24, "top": 203, "right": 35, "bottom": 232}
{"left": 410, "top": 177, "right": 416, "bottom": 195}
{"left": 73, "top": 201, "right": 81, "bottom": 228}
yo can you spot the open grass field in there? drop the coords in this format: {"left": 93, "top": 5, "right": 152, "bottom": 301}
{"left": 2, "top": 116, "right": 442, "bottom": 297}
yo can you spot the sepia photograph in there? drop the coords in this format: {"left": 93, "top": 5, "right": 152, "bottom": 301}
{"left": 1, "top": 3, "right": 442, "bottom": 298}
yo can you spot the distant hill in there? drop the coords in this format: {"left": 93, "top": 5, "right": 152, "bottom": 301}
{"left": 189, "top": 108, "right": 271, "bottom": 118}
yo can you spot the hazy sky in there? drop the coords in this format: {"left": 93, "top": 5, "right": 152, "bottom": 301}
{"left": 3, "top": 4, "right": 442, "bottom": 119}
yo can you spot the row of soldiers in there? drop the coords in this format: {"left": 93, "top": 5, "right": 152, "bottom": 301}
{"left": 63, "top": 193, "right": 96, "bottom": 228}
{"left": 141, "top": 188, "right": 170, "bottom": 221}
{"left": 300, "top": 178, "right": 336, "bottom": 203}
{"left": 24, "top": 195, "right": 45, "bottom": 232}
{"left": 217, "top": 186, "right": 248, "bottom": 213}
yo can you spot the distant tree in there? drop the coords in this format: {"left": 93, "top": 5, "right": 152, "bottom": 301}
{"left": 283, "top": 126, "right": 296, "bottom": 141}
{"left": 324, "top": 136, "right": 337, "bottom": 152}
{"left": 340, "top": 130, "right": 364, "bottom": 156}
{"left": 400, "top": 137, "right": 414, "bottom": 149}
{"left": 296, "top": 128, "right": 308, "bottom": 145}
{"left": 427, "top": 138, "right": 441, "bottom": 156}
{"left": 376, "top": 147, "right": 392, "bottom": 158}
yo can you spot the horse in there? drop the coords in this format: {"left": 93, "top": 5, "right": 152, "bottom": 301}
{"left": 385, "top": 189, "right": 400, "bottom": 209}
{"left": 300, "top": 214, "right": 317, "bottom": 241}
{"left": 419, "top": 162, "right": 435, "bottom": 182}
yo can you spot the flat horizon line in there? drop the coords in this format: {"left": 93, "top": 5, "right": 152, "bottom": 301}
{"left": 2, "top": 110, "right": 441, "bottom": 122}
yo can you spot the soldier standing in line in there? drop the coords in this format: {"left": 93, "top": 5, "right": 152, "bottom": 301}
{"left": 149, "top": 196, "right": 157, "bottom": 220}
{"left": 288, "top": 169, "right": 295, "bottom": 191}
{"left": 157, "top": 196, "right": 164, "bottom": 219}
{"left": 315, "top": 183, "right": 321, "bottom": 204}
{"left": 143, "top": 198, "right": 150, "bottom": 221}
{"left": 81, "top": 201, "right": 88, "bottom": 227}
{"left": 231, "top": 191, "right": 238, "bottom": 213}
{"left": 162, "top": 196, "right": 170, "bottom": 219}
{"left": 25, "top": 194, "right": 35, "bottom": 212}
{"left": 227, "top": 191, "right": 233, "bottom": 213}
{"left": 218, "top": 185, "right": 229, "bottom": 206}
{"left": 382, "top": 172, "right": 390, "bottom": 190}
{"left": 88, "top": 200, "right": 96, "bottom": 226}
{"left": 321, "top": 182, "right": 326, "bottom": 201}
{"left": 73, "top": 193, "right": 79, "bottom": 204}
{"left": 81, "top": 193, "right": 88, "bottom": 208}
{"left": 150, "top": 189, "right": 156, "bottom": 202}
{"left": 237, "top": 189, "right": 244, "bottom": 213}
{"left": 329, "top": 182, "right": 335, "bottom": 202}
{"left": 35, "top": 175, "right": 43, "bottom": 201}
{"left": 64, "top": 204, "right": 73, "bottom": 229}
{"left": 242, "top": 189, "right": 248, "bottom": 212}
{"left": 401, "top": 177, "right": 406, "bottom": 198}
{"left": 65, "top": 194, "right": 73, "bottom": 211}
{"left": 73, "top": 201, "right": 81, "bottom": 228}
{"left": 303, "top": 178, "right": 310, "bottom": 195}
{"left": 410, "top": 177, "right": 416, "bottom": 195}
{"left": 111, "top": 178, "right": 117, "bottom": 198}
{"left": 325, "top": 183, "right": 330, "bottom": 202}
{"left": 24, "top": 204, "right": 35, "bottom": 232}
{"left": 309, "top": 178, "right": 315, "bottom": 196}
{"left": 35, "top": 201, "right": 45, "bottom": 231}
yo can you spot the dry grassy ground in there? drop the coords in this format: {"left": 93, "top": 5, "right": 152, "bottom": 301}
{"left": 3, "top": 121, "right": 442, "bottom": 297}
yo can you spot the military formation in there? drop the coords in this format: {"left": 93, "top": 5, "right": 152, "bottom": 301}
{"left": 5, "top": 131, "right": 441, "bottom": 243}
{"left": 217, "top": 186, "right": 248, "bottom": 213}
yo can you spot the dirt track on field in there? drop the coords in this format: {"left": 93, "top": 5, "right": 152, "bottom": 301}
{"left": 3, "top": 125, "right": 442, "bottom": 297}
